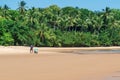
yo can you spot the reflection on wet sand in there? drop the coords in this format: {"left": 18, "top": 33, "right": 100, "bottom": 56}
{"left": 104, "top": 72, "right": 120, "bottom": 80}
{"left": 60, "top": 49, "right": 120, "bottom": 54}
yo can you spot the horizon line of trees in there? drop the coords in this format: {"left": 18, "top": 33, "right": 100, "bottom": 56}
{"left": 0, "top": 1, "right": 120, "bottom": 47}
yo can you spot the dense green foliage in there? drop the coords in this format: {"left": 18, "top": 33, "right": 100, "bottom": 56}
{"left": 0, "top": 1, "right": 120, "bottom": 47}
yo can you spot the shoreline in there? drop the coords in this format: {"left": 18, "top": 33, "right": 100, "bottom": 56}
{"left": 0, "top": 46, "right": 120, "bottom": 55}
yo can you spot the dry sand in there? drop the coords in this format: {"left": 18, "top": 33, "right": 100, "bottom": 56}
{"left": 0, "top": 46, "right": 120, "bottom": 80}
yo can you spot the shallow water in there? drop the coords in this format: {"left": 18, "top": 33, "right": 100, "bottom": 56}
{"left": 97, "top": 49, "right": 120, "bottom": 53}
{"left": 104, "top": 72, "right": 120, "bottom": 80}
{"left": 73, "top": 49, "right": 120, "bottom": 54}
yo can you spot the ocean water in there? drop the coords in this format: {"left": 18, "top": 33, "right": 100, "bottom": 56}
{"left": 73, "top": 49, "right": 120, "bottom": 54}
{"left": 97, "top": 49, "right": 120, "bottom": 53}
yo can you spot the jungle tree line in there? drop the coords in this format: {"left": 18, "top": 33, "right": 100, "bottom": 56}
{"left": 0, "top": 1, "right": 120, "bottom": 47}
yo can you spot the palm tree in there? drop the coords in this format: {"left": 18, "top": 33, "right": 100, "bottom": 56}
{"left": 26, "top": 7, "right": 36, "bottom": 29}
{"left": 18, "top": 0, "right": 26, "bottom": 15}
{"left": 2, "top": 4, "right": 9, "bottom": 19}
{"left": 102, "top": 7, "right": 112, "bottom": 29}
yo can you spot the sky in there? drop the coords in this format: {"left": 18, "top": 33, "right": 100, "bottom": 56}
{"left": 0, "top": 0, "right": 120, "bottom": 11}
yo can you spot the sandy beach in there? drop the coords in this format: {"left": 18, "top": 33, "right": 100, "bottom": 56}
{"left": 0, "top": 46, "right": 120, "bottom": 80}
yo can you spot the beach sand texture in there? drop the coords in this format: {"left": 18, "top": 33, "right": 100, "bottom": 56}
{"left": 0, "top": 46, "right": 120, "bottom": 80}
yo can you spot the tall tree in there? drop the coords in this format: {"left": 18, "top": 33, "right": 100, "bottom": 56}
{"left": 18, "top": 0, "right": 26, "bottom": 15}
{"left": 101, "top": 7, "right": 113, "bottom": 29}
{"left": 2, "top": 4, "right": 9, "bottom": 19}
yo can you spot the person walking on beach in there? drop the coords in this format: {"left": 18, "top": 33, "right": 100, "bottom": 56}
{"left": 30, "top": 45, "right": 33, "bottom": 53}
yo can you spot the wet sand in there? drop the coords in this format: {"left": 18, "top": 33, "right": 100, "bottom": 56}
{"left": 0, "top": 46, "right": 120, "bottom": 80}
